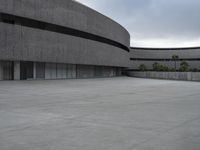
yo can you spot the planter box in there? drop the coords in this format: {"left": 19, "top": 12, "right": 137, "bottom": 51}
{"left": 127, "top": 71, "right": 200, "bottom": 81}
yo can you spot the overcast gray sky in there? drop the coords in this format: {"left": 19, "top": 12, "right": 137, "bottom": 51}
{"left": 76, "top": 0, "right": 200, "bottom": 48}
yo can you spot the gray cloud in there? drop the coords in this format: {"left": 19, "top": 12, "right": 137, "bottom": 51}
{"left": 76, "top": 0, "right": 200, "bottom": 47}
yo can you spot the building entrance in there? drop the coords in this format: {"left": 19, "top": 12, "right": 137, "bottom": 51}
{"left": 20, "top": 61, "right": 34, "bottom": 80}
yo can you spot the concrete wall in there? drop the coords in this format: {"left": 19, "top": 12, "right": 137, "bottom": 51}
{"left": 130, "top": 47, "right": 200, "bottom": 59}
{"left": 128, "top": 71, "right": 200, "bottom": 81}
{"left": 0, "top": 0, "right": 130, "bottom": 68}
{"left": 0, "top": 0, "right": 129, "bottom": 46}
{"left": 0, "top": 62, "right": 2, "bottom": 80}
{"left": 130, "top": 47, "right": 200, "bottom": 70}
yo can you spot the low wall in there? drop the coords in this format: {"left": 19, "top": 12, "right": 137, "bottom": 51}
{"left": 128, "top": 71, "right": 200, "bottom": 81}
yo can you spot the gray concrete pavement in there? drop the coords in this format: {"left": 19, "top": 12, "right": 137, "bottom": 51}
{"left": 0, "top": 77, "right": 200, "bottom": 150}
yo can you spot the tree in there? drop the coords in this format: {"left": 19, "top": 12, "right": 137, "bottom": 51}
{"left": 179, "top": 61, "right": 189, "bottom": 72}
{"left": 152, "top": 62, "right": 169, "bottom": 72}
{"left": 139, "top": 64, "right": 147, "bottom": 72}
{"left": 189, "top": 68, "right": 199, "bottom": 72}
{"left": 172, "top": 55, "right": 179, "bottom": 71}
{"left": 153, "top": 62, "right": 159, "bottom": 71}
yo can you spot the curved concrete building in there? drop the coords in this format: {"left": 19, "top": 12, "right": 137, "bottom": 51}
{"left": 130, "top": 47, "right": 200, "bottom": 70}
{"left": 0, "top": 0, "right": 130, "bottom": 80}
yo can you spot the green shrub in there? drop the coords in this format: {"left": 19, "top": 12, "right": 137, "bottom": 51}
{"left": 152, "top": 62, "right": 169, "bottom": 72}
{"left": 151, "top": 61, "right": 200, "bottom": 72}
{"left": 153, "top": 62, "right": 159, "bottom": 71}
{"left": 139, "top": 64, "right": 147, "bottom": 72}
{"left": 170, "top": 68, "right": 176, "bottom": 72}
{"left": 189, "top": 68, "right": 199, "bottom": 72}
{"left": 179, "top": 61, "right": 189, "bottom": 72}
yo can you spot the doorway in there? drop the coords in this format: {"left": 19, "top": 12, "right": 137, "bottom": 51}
{"left": 20, "top": 61, "right": 34, "bottom": 80}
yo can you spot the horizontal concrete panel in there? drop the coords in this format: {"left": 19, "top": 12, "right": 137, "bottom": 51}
{"left": 0, "top": 23, "right": 130, "bottom": 67}
{"left": 130, "top": 48, "right": 200, "bottom": 59}
{"left": 0, "top": 0, "right": 130, "bottom": 47}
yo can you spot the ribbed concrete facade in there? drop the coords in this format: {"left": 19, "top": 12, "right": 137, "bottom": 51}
{"left": 130, "top": 47, "right": 200, "bottom": 70}
{"left": 0, "top": 0, "right": 130, "bottom": 80}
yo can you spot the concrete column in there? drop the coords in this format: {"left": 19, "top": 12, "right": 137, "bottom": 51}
{"left": 33, "top": 62, "right": 36, "bottom": 80}
{"left": 14, "top": 61, "right": 20, "bottom": 80}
